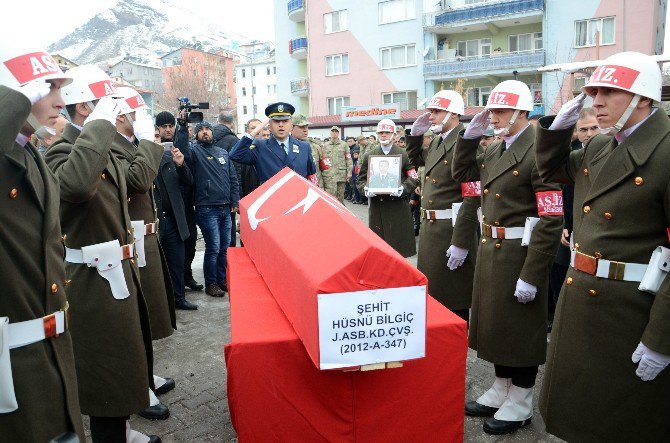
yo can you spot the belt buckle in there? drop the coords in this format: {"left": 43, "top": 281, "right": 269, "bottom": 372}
{"left": 608, "top": 260, "right": 626, "bottom": 280}
{"left": 121, "top": 244, "right": 133, "bottom": 260}
{"left": 495, "top": 227, "right": 506, "bottom": 239}
{"left": 43, "top": 313, "right": 58, "bottom": 339}
{"left": 574, "top": 251, "right": 597, "bottom": 276}
{"left": 483, "top": 224, "right": 492, "bottom": 237}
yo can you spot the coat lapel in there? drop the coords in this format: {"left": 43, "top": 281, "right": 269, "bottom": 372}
{"left": 267, "top": 136, "right": 288, "bottom": 163}
{"left": 484, "top": 125, "right": 534, "bottom": 187}
{"left": 585, "top": 110, "right": 670, "bottom": 203}
{"left": 286, "top": 135, "right": 299, "bottom": 166}
{"left": 425, "top": 124, "right": 463, "bottom": 174}
{"left": 5, "top": 143, "right": 45, "bottom": 211}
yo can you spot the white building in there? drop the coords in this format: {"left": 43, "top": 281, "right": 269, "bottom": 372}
{"left": 234, "top": 41, "right": 277, "bottom": 133}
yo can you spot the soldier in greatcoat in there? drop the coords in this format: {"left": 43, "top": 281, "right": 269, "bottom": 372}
{"left": 0, "top": 44, "right": 85, "bottom": 443}
{"left": 322, "top": 126, "right": 353, "bottom": 203}
{"left": 451, "top": 80, "right": 563, "bottom": 435}
{"left": 357, "top": 119, "right": 418, "bottom": 257}
{"left": 111, "top": 86, "right": 176, "bottom": 421}
{"left": 535, "top": 51, "right": 670, "bottom": 442}
{"left": 406, "top": 90, "right": 480, "bottom": 322}
{"left": 45, "top": 66, "right": 159, "bottom": 442}
{"left": 291, "top": 114, "right": 324, "bottom": 189}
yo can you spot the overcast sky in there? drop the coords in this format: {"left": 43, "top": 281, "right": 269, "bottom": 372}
{"left": 7, "top": 0, "right": 276, "bottom": 48}
{"left": 8, "top": 1, "right": 670, "bottom": 55}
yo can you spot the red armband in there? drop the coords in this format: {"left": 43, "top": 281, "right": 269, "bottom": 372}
{"left": 307, "top": 174, "right": 318, "bottom": 185}
{"left": 536, "top": 191, "right": 564, "bottom": 216}
{"left": 667, "top": 227, "right": 670, "bottom": 243}
{"left": 406, "top": 168, "right": 419, "bottom": 180}
{"left": 345, "top": 152, "right": 351, "bottom": 160}
{"left": 461, "top": 181, "right": 481, "bottom": 197}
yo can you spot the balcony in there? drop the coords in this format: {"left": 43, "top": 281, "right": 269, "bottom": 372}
{"left": 289, "top": 37, "right": 308, "bottom": 60}
{"left": 424, "top": 49, "right": 545, "bottom": 80}
{"left": 425, "top": 0, "right": 543, "bottom": 31}
{"left": 290, "top": 77, "right": 309, "bottom": 97}
{"left": 288, "top": 0, "right": 305, "bottom": 22}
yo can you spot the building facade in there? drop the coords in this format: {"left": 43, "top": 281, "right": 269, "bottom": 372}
{"left": 234, "top": 41, "right": 277, "bottom": 133}
{"left": 108, "top": 60, "right": 163, "bottom": 92}
{"left": 159, "top": 47, "right": 237, "bottom": 119}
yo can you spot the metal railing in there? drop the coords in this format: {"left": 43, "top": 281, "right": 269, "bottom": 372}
{"left": 424, "top": 49, "right": 544, "bottom": 77}
{"left": 288, "top": 0, "right": 304, "bottom": 14}
{"left": 289, "top": 37, "right": 308, "bottom": 54}
{"left": 290, "top": 77, "right": 309, "bottom": 94}
{"left": 425, "top": 0, "right": 543, "bottom": 27}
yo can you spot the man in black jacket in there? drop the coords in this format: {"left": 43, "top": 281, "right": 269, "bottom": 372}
{"left": 213, "top": 112, "right": 241, "bottom": 247}
{"left": 155, "top": 111, "right": 198, "bottom": 310}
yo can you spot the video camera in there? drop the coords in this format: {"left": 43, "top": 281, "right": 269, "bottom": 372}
{"left": 177, "top": 97, "right": 210, "bottom": 124}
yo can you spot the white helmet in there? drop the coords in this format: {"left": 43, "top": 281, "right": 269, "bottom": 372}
{"left": 376, "top": 118, "right": 396, "bottom": 133}
{"left": 0, "top": 42, "right": 72, "bottom": 89}
{"left": 582, "top": 51, "right": 661, "bottom": 102}
{"left": 61, "top": 65, "right": 119, "bottom": 106}
{"left": 427, "top": 90, "right": 465, "bottom": 115}
{"left": 485, "top": 80, "right": 534, "bottom": 112}
{"left": 115, "top": 86, "right": 148, "bottom": 115}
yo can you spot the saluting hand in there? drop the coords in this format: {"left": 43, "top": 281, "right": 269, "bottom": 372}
{"left": 249, "top": 117, "right": 270, "bottom": 138}
{"left": 549, "top": 93, "right": 586, "bottom": 131}
{"left": 171, "top": 148, "right": 184, "bottom": 166}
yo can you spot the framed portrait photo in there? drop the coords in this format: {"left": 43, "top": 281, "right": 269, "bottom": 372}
{"left": 367, "top": 154, "right": 401, "bottom": 194}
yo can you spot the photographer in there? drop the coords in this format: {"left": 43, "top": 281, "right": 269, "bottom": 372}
{"left": 179, "top": 119, "right": 239, "bottom": 297}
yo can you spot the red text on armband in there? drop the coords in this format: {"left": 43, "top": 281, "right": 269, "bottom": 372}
{"left": 461, "top": 181, "right": 481, "bottom": 197}
{"left": 536, "top": 191, "right": 564, "bottom": 215}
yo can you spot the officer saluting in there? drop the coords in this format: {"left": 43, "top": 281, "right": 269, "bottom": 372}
{"left": 536, "top": 51, "right": 670, "bottom": 442}
{"left": 0, "top": 43, "right": 85, "bottom": 442}
{"left": 230, "top": 102, "right": 318, "bottom": 184}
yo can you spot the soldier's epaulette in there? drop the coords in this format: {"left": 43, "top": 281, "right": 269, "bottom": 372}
{"left": 250, "top": 144, "right": 255, "bottom": 150}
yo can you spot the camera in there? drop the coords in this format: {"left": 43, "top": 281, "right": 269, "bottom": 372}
{"left": 177, "top": 97, "right": 210, "bottom": 124}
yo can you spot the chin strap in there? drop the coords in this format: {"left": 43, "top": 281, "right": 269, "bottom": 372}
{"left": 380, "top": 139, "right": 393, "bottom": 147}
{"left": 430, "top": 112, "right": 453, "bottom": 134}
{"left": 599, "top": 94, "right": 641, "bottom": 135}
{"left": 494, "top": 109, "right": 520, "bottom": 137}
{"left": 25, "top": 113, "right": 42, "bottom": 135}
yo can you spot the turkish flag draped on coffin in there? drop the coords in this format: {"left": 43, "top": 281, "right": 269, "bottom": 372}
{"left": 238, "top": 168, "right": 428, "bottom": 369}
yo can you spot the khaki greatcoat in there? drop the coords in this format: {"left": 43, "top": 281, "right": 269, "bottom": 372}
{"left": 451, "top": 125, "right": 563, "bottom": 366}
{"left": 45, "top": 120, "right": 153, "bottom": 417}
{"left": 536, "top": 110, "right": 670, "bottom": 442}
{"left": 406, "top": 124, "right": 480, "bottom": 310}
{"left": 111, "top": 135, "right": 176, "bottom": 340}
{"left": 0, "top": 87, "right": 85, "bottom": 441}
{"left": 357, "top": 144, "right": 418, "bottom": 257}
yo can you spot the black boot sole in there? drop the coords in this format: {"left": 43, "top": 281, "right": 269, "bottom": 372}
{"left": 483, "top": 417, "right": 532, "bottom": 435}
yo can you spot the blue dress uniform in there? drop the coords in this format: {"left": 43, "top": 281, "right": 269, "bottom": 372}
{"left": 229, "top": 102, "right": 317, "bottom": 184}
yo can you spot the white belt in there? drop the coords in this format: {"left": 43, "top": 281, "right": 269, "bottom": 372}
{"left": 8, "top": 304, "right": 68, "bottom": 349}
{"left": 570, "top": 250, "right": 648, "bottom": 282}
{"left": 421, "top": 208, "right": 453, "bottom": 220}
{"left": 144, "top": 222, "right": 157, "bottom": 235}
{"left": 482, "top": 224, "right": 525, "bottom": 240}
{"left": 65, "top": 243, "right": 135, "bottom": 264}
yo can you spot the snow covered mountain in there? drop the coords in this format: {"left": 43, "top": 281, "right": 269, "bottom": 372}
{"left": 48, "top": 0, "right": 247, "bottom": 66}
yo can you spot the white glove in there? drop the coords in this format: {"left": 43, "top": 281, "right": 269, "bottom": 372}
{"left": 446, "top": 245, "right": 468, "bottom": 270}
{"left": 390, "top": 186, "right": 404, "bottom": 197}
{"left": 514, "top": 279, "right": 537, "bottom": 304}
{"left": 549, "top": 93, "right": 586, "bottom": 130}
{"left": 84, "top": 96, "right": 119, "bottom": 126}
{"left": 363, "top": 187, "right": 376, "bottom": 198}
{"left": 632, "top": 342, "right": 670, "bottom": 381}
{"left": 463, "top": 110, "right": 490, "bottom": 139}
{"left": 133, "top": 110, "right": 156, "bottom": 141}
{"left": 14, "top": 80, "right": 51, "bottom": 105}
{"left": 410, "top": 112, "right": 431, "bottom": 136}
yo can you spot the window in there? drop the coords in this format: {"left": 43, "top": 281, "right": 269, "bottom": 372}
{"left": 327, "top": 96, "right": 350, "bottom": 115}
{"left": 382, "top": 90, "right": 417, "bottom": 111}
{"left": 273, "top": 85, "right": 277, "bottom": 93}
{"left": 530, "top": 83, "right": 542, "bottom": 104}
{"left": 575, "top": 17, "right": 615, "bottom": 47}
{"left": 252, "top": 86, "right": 256, "bottom": 94}
{"left": 273, "top": 67, "right": 277, "bottom": 74}
{"left": 324, "top": 10, "right": 348, "bottom": 33}
{"left": 242, "top": 69, "right": 246, "bottom": 78}
{"left": 466, "top": 86, "right": 492, "bottom": 107}
{"left": 379, "top": 0, "right": 415, "bottom": 24}
{"left": 242, "top": 87, "right": 246, "bottom": 96}
{"left": 252, "top": 68, "right": 256, "bottom": 76}
{"left": 266, "top": 67, "right": 271, "bottom": 75}
{"left": 509, "top": 33, "right": 542, "bottom": 53}
{"left": 380, "top": 44, "right": 416, "bottom": 69}
{"left": 267, "top": 85, "right": 271, "bottom": 93}
{"left": 326, "top": 53, "right": 349, "bottom": 76}
{"left": 243, "top": 105, "right": 248, "bottom": 114}
{"left": 253, "top": 105, "right": 258, "bottom": 114}
{"left": 573, "top": 76, "right": 588, "bottom": 94}
{"left": 457, "top": 38, "right": 491, "bottom": 58}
